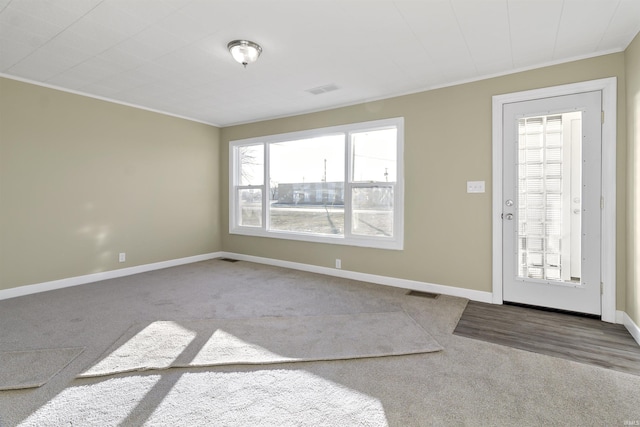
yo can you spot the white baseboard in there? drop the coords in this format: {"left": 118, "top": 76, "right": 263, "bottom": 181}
{"left": 222, "top": 252, "right": 494, "bottom": 303}
{"left": 0, "top": 250, "right": 496, "bottom": 304}
{"left": 621, "top": 311, "right": 640, "bottom": 347}
{"left": 0, "top": 252, "right": 223, "bottom": 301}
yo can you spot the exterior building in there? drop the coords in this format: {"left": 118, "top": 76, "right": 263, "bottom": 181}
{"left": 276, "top": 182, "right": 344, "bottom": 205}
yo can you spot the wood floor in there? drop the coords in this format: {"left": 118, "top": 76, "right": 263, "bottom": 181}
{"left": 454, "top": 301, "right": 640, "bottom": 376}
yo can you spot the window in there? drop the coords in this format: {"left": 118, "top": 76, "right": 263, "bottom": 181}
{"left": 229, "top": 117, "right": 404, "bottom": 250}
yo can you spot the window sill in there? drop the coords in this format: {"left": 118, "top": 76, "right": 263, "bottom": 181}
{"left": 229, "top": 227, "right": 404, "bottom": 251}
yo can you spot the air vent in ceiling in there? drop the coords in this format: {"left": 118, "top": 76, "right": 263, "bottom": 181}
{"left": 306, "top": 84, "right": 340, "bottom": 95}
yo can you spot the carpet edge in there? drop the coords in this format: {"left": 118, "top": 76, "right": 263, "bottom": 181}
{"left": 0, "top": 347, "right": 85, "bottom": 391}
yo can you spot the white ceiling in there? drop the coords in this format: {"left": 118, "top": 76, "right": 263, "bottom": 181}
{"left": 1, "top": 0, "right": 639, "bottom": 127}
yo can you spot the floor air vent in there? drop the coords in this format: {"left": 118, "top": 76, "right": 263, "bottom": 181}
{"left": 406, "top": 290, "right": 439, "bottom": 299}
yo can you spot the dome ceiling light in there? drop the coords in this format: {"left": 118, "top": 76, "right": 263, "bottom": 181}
{"left": 227, "top": 40, "right": 262, "bottom": 68}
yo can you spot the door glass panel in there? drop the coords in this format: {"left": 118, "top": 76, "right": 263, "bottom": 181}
{"left": 517, "top": 112, "right": 582, "bottom": 283}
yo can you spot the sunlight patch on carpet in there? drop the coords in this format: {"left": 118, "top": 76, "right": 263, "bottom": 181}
{"left": 18, "top": 375, "right": 162, "bottom": 426}
{"left": 19, "top": 370, "right": 387, "bottom": 426}
{"left": 145, "top": 370, "right": 388, "bottom": 426}
{"left": 0, "top": 347, "right": 84, "bottom": 391}
{"left": 80, "top": 311, "right": 442, "bottom": 378}
{"left": 80, "top": 321, "right": 196, "bottom": 377}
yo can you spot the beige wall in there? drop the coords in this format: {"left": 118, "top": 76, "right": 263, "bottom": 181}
{"left": 1, "top": 49, "right": 633, "bottom": 316}
{"left": 0, "top": 78, "right": 221, "bottom": 290}
{"left": 626, "top": 33, "right": 640, "bottom": 326}
{"left": 221, "top": 53, "right": 628, "bottom": 309}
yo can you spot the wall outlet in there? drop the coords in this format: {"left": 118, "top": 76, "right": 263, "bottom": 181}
{"left": 335, "top": 258, "right": 341, "bottom": 269}
{"left": 119, "top": 252, "right": 126, "bottom": 263}
{"left": 467, "top": 180, "right": 485, "bottom": 193}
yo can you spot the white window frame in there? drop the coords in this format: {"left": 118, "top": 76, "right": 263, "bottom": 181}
{"left": 229, "top": 117, "right": 404, "bottom": 250}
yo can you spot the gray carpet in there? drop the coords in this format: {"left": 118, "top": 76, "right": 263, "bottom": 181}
{"left": 1, "top": 260, "right": 639, "bottom": 426}
{"left": 0, "top": 348, "right": 84, "bottom": 391}
{"left": 80, "top": 312, "right": 441, "bottom": 378}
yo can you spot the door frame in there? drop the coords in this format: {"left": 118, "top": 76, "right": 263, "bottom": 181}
{"left": 491, "top": 77, "right": 617, "bottom": 322}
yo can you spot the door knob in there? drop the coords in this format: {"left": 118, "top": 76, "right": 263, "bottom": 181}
{"left": 503, "top": 213, "right": 513, "bottom": 220}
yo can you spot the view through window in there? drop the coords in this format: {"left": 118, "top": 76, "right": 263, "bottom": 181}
{"left": 230, "top": 118, "right": 404, "bottom": 250}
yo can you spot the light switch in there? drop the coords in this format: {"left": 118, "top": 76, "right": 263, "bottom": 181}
{"left": 467, "top": 181, "right": 485, "bottom": 193}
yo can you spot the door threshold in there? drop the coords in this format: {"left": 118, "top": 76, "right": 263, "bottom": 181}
{"left": 504, "top": 302, "right": 601, "bottom": 320}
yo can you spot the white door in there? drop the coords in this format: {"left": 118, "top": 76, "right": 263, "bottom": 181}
{"left": 502, "top": 91, "right": 602, "bottom": 315}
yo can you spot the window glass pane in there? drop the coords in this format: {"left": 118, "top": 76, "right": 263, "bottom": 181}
{"left": 352, "top": 129, "right": 397, "bottom": 182}
{"left": 351, "top": 187, "right": 393, "bottom": 237}
{"left": 269, "top": 135, "right": 345, "bottom": 236}
{"left": 239, "top": 145, "right": 264, "bottom": 186}
{"left": 238, "top": 189, "right": 262, "bottom": 227}
{"left": 270, "top": 202, "right": 344, "bottom": 235}
{"left": 270, "top": 135, "right": 345, "bottom": 184}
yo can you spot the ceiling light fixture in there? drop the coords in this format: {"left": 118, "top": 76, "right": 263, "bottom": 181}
{"left": 227, "top": 40, "right": 262, "bottom": 68}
